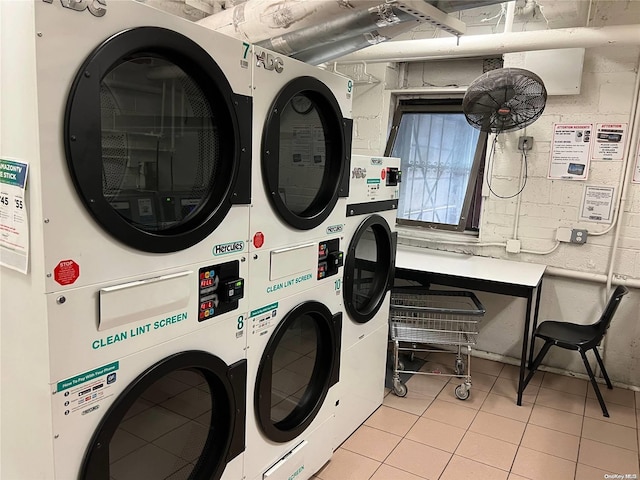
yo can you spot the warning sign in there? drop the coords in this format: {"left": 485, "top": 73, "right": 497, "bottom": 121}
{"left": 54, "top": 259, "right": 80, "bottom": 285}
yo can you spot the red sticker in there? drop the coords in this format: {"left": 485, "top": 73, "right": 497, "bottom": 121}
{"left": 54, "top": 259, "right": 80, "bottom": 286}
{"left": 253, "top": 232, "right": 265, "bottom": 249}
{"left": 381, "top": 168, "right": 386, "bottom": 180}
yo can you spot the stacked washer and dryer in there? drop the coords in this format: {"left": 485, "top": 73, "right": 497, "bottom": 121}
{"left": 2, "top": 2, "right": 395, "bottom": 479}
{"left": 3, "top": 2, "right": 252, "bottom": 479}
{"left": 243, "top": 46, "right": 353, "bottom": 480}
{"left": 336, "top": 155, "right": 400, "bottom": 446}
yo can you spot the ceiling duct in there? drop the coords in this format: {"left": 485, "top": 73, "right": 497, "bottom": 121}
{"left": 196, "top": 0, "right": 471, "bottom": 64}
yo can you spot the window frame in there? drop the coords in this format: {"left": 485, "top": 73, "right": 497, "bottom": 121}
{"left": 384, "top": 98, "right": 487, "bottom": 233}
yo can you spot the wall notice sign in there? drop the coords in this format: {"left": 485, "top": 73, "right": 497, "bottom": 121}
{"left": 592, "top": 123, "right": 627, "bottom": 160}
{"left": 548, "top": 123, "right": 593, "bottom": 180}
{"left": 0, "top": 158, "right": 29, "bottom": 274}
{"left": 633, "top": 141, "right": 640, "bottom": 184}
{"left": 579, "top": 185, "right": 615, "bottom": 224}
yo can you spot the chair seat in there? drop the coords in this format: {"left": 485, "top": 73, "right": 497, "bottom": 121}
{"left": 536, "top": 321, "right": 599, "bottom": 349}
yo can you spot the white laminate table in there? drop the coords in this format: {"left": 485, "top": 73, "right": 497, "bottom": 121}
{"left": 394, "top": 245, "right": 547, "bottom": 406}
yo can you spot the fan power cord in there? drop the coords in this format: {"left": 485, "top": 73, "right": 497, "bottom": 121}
{"left": 486, "top": 135, "right": 528, "bottom": 199}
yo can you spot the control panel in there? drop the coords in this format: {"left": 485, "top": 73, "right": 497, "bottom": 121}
{"left": 198, "top": 260, "right": 244, "bottom": 322}
{"left": 318, "top": 239, "right": 343, "bottom": 280}
{"left": 348, "top": 155, "right": 401, "bottom": 206}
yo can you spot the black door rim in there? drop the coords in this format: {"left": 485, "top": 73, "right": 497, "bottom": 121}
{"left": 65, "top": 27, "right": 250, "bottom": 253}
{"left": 261, "top": 76, "right": 350, "bottom": 231}
{"left": 80, "top": 350, "right": 246, "bottom": 480}
{"left": 343, "top": 215, "right": 394, "bottom": 324}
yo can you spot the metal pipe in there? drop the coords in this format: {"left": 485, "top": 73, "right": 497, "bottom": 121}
{"left": 294, "top": 16, "right": 420, "bottom": 65}
{"left": 257, "top": 4, "right": 403, "bottom": 57}
{"left": 337, "top": 24, "right": 640, "bottom": 63}
{"left": 196, "top": 0, "right": 377, "bottom": 43}
{"left": 504, "top": 1, "right": 515, "bottom": 33}
{"left": 545, "top": 266, "right": 640, "bottom": 289}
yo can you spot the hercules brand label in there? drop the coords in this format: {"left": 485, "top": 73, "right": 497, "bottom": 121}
{"left": 370, "top": 157, "right": 383, "bottom": 165}
{"left": 326, "top": 224, "right": 343, "bottom": 235}
{"left": 213, "top": 241, "right": 245, "bottom": 256}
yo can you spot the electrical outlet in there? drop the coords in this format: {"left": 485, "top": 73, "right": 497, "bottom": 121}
{"left": 518, "top": 136, "right": 534, "bottom": 151}
{"left": 570, "top": 229, "right": 588, "bottom": 244}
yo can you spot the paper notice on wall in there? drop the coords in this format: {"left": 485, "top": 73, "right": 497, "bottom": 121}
{"left": 0, "top": 158, "right": 29, "bottom": 274}
{"left": 548, "top": 123, "right": 593, "bottom": 180}
{"left": 579, "top": 185, "right": 615, "bottom": 224}
{"left": 633, "top": 141, "right": 640, "bottom": 184}
{"left": 592, "top": 123, "right": 627, "bottom": 160}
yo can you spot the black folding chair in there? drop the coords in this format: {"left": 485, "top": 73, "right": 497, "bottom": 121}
{"left": 522, "top": 285, "right": 629, "bottom": 417}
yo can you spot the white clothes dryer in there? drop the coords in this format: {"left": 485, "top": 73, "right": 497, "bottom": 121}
{"left": 10, "top": 258, "right": 248, "bottom": 479}
{"left": 32, "top": 0, "right": 253, "bottom": 292}
{"left": 335, "top": 155, "right": 400, "bottom": 446}
{"left": 249, "top": 47, "right": 353, "bottom": 254}
{"left": 244, "top": 282, "right": 342, "bottom": 480}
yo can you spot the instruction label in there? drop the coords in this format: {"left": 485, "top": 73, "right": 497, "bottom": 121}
{"left": 250, "top": 303, "right": 278, "bottom": 336}
{"left": 579, "top": 185, "right": 615, "bottom": 224}
{"left": 0, "top": 158, "right": 29, "bottom": 273}
{"left": 56, "top": 362, "right": 119, "bottom": 419}
{"left": 548, "top": 124, "right": 592, "bottom": 180}
{"left": 593, "top": 123, "right": 627, "bottom": 161}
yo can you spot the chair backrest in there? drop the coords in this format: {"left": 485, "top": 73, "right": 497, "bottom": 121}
{"left": 593, "top": 285, "right": 629, "bottom": 336}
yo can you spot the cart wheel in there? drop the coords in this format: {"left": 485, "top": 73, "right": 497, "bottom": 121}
{"left": 393, "top": 381, "right": 408, "bottom": 397}
{"left": 455, "top": 384, "right": 470, "bottom": 400}
{"left": 454, "top": 359, "right": 465, "bottom": 377}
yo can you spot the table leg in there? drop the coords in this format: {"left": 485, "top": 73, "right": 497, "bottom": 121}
{"left": 528, "top": 278, "right": 544, "bottom": 369}
{"left": 517, "top": 290, "right": 533, "bottom": 406}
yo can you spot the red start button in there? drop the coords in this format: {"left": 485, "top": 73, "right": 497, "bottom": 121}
{"left": 253, "top": 232, "right": 265, "bottom": 249}
{"left": 381, "top": 168, "right": 386, "bottom": 180}
{"left": 54, "top": 259, "right": 80, "bottom": 286}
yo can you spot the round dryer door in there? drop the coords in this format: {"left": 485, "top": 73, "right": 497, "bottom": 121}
{"left": 255, "top": 302, "right": 341, "bottom": 443}
{"left": 262, "top": 77, "right": 351, "bottom": 230}
{"left": 344, "top": 215, "right": 395, "bottom": 323}
{"left": 65, "top": 27, "right": 251, "bottom": 253}
{"left": 81, "top": 352, "right": 246, "bottom": 480}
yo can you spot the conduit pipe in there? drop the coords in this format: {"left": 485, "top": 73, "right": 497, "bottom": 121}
{"left": 605, "top": 53, "right": 640, "bottom": 294}
{"left": 337, "top": 24, "right": 640, "bottom": 63}
{"left": 545, "top": 267, "right": 640, "bottom": 290}
{"left": 504, "top": 1, "right": 515, "bottom": 33}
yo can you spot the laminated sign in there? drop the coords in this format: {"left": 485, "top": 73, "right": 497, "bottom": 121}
{"left": 0, "top": 158, "right": 29, "bottom": 274}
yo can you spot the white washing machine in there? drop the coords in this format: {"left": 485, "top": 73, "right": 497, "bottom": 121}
{"left": 244, "top": 281, "right": 342, "bottom": 480}
{"left": 32, "top": 0, "right": 253, "bottom": 292}
{"left": 335, "top": 155, "right": 400, "bottom": 446}
{"left": 16, "top": 259, "right": 248, "bottom": 479}
{"left": 247, "top": 49, "right": 352, "bottom": 309}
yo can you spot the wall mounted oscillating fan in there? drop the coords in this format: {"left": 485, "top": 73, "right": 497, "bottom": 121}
{"left": 462, "top": 68, "right": 547, "bottom": 133}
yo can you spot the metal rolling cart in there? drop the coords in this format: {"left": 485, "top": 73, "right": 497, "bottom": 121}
{"left": 389, "top": 287, "right": 485, "bottom": 400}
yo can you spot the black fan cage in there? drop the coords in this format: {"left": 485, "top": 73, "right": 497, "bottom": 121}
{"left": 463, "top": 68, "right": 547, "bottom": 133}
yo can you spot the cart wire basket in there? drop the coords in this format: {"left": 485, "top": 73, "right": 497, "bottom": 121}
{"left": 389, "top": 287, "right": 485, "bottom": 400}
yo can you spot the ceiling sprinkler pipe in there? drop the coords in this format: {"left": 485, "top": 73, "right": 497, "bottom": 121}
{"left": 257, "top": 5, "right": 401, "bottom": 56}
{"left": 337, "top": 24, "right": 640, "bottom": 63}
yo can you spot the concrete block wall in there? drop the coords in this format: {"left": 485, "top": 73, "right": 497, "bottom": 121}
{"left": 340, "top": 44, "right": 640, "bottom": 387}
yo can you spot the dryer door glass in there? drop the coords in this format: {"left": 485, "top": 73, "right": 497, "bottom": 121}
{"left": 109, "top": 369, "right": 214, "bottom": 478}
{"left": 66, "top": 27, "right": 250, "bottom": 253}
{"left": 81, "top": 352, "right": 246, "bottom": 480}
{"left": 344, "top": 215, "right": 394, "bottom": 324}
{"left": 101, "top": 57, "right": 219, "bottom": 232}
{"left": 277, "top": 94, "right": 325, "bottom": 214}
{"left": 262, "top": 77, "right": 352, "bottom": 230}
{"left": 255, "top": 302, "right": 340, "bottom": 443}
{"left": 270, "top": 314, "right": 318, "bottom": 423}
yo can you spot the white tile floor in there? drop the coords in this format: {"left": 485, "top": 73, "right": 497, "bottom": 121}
{"left": 314, "top": 356, "right": 640, "bottom": 480}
